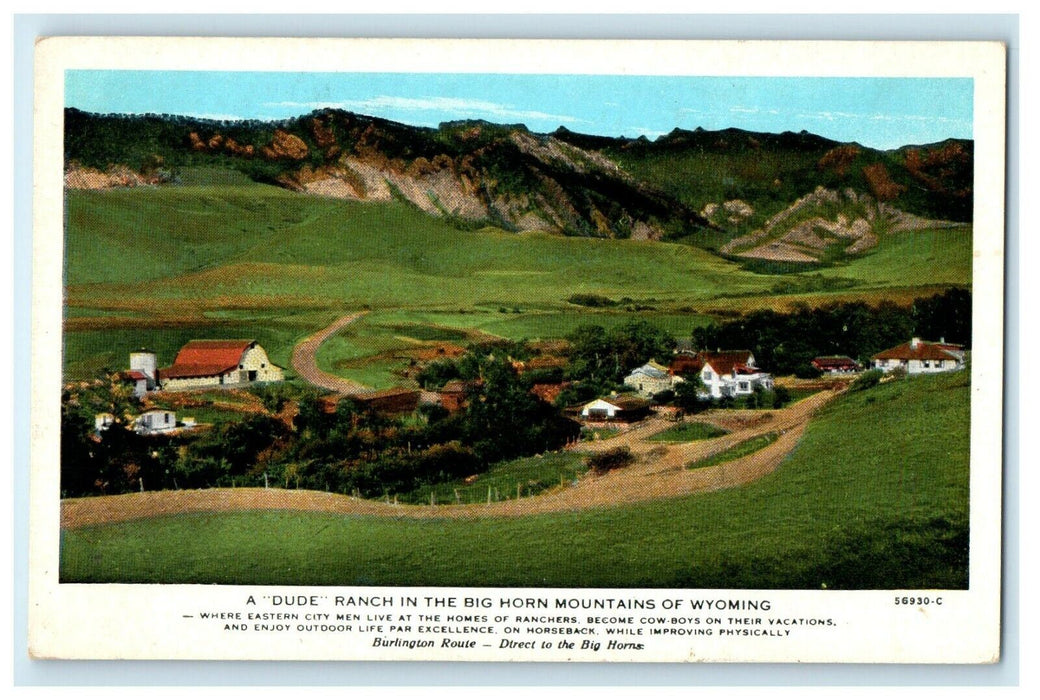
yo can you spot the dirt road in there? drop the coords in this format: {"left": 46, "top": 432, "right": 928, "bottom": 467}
{"left": 61, "top": 388, "right": 841, "bottom": 528}
{"left": 289, "top": 312, "right": 370, "bottom": 395}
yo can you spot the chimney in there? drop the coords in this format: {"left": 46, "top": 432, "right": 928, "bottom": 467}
{"left": 910, "top": 337, "right": 921, "bottom": 349}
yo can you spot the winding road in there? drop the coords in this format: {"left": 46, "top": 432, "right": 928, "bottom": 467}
{"left": 61, "top": 388, "right": 841, "bottom": 528}
{"left": 289, "top": 312, "right": 370, "bottom": 395}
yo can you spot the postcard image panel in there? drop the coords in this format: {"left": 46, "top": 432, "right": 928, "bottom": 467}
{"left": 29, "top": 37, "right": 1005, "bottom": 662}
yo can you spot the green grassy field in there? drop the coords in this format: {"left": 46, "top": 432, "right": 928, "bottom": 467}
{"left": 62, "top": 181, "right": 971, "bottom": 384}
{"left": 647, "top": 422, "right": 729, "bottom": 443}
{"left": 687, "top": 432, "right": 779, "bottom": 469}
{"left": 400, "top": 452, "right": 588, "bottom": 505}
{"left": 61, "top": 369, "right": 970, "bottom": 588}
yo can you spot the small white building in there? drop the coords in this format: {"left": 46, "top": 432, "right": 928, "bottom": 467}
{"left": 94, "top": 412, "right": 115, "bottom": 434}
{"left": 623, "top": 360, "right": 683, "bottom": 398}
{"left": 871, "top": 337, "right": 966, "bottom": 375}
{"left": 134, "top": 408, "right": 177, "bottom": 435}
{"left": 579, "top": 396, "right": 651, "bottom": 423}
{"left": 159, "top": 339, "right": 284, "bottom": 391}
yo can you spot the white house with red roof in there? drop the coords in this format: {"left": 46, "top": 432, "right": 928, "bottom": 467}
{"left": 669, "top": 350, "right": 773, "bottom": 399}
{"left": 871, "top": 337, "right": 965, "bottom": 375}
{"left": 159, "top": 339, "right": 284, "bottom": 391}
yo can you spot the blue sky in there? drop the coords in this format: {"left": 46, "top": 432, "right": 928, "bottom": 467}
{"left": 65, "top": 71, "right": 973, "bottom": 150}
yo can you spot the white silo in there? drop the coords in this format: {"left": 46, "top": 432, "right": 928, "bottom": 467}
{"left": 129, "top": 349, "right": 157, "bottom": 381}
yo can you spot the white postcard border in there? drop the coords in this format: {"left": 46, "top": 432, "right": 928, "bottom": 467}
{"left": 29, "top": 37, "right": 1007, "bottom": 663}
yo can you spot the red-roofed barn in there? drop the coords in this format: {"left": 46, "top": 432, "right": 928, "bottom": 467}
{"left": 159, "top": 339, "right": 284, "bottom": 391}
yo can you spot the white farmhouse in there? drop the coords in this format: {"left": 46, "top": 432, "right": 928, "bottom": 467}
{"left": 871, "top": 337, "right": 966, "bottom": 375}
{"left": 669, "top": 350, "right": 773, "bottom": 399}
{"left": 159, "top": 339, "right": 284, "bottom": 391}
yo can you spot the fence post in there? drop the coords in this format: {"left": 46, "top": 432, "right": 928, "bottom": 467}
{"left": 488, "top": 486, "right": 492, "bottom": 504}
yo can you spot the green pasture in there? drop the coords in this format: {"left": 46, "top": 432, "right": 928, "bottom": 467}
{"left": 815, "top": 227, "right": 973, "bottom": 287}
{"left": 687, "top": 432, "right": 779, "bottom": 469}
{"left": 61, "top": 369, "right": 970, "bottom": 589}
{"left": 647, "top": 422, "right": 729, "bottom": 443}
{"left": 63, "top": 183, "right": 972, "bottom": 386}
{"left": 401, "top": 452, "right": 587, "bottom": 506}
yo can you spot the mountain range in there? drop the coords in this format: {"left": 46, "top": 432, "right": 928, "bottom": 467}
{"left": 63, "top": 107, "right": 973, "bottom": 265}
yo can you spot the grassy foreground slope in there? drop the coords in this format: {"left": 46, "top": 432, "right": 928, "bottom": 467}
{"left": 61, "top": 370, "right": 970, "bottom": 589}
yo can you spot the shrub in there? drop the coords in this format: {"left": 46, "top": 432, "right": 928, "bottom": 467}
{"left": 794, "top": 364, "right": 822, "bottom": 379}
{"left": 651, "top": 389, "right": 675, "bottom": 405}
{"left": 850, "top": 369, "right": 884, "bottom": 392}
{"left": 567, "top": 293, "right": 617, "bottom": 308}
{"left": 586, "top": 446, "right": 634, "bottom": 474}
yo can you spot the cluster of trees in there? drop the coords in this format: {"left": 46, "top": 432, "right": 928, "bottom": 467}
{"left": 692, "top": 288, "right": 970, "bottom": 376}
{"left": 61, "top": 349, "right": 580, "bottom": 500}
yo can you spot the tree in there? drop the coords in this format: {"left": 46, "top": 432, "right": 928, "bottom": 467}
{"left": 674, "top": 374, "right": 707, "bottom": 413}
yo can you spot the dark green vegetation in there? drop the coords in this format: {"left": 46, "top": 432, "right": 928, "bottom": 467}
{"left": 687, "top": 432, "right": 780, "bottom": 470}
{"left": 693, "top": 287, "right": 971, "bottom": 376}
{"left": 62, "top": 370, "right": 970, "bottom": 588}
{"left": 585, "top": 446, "right": 635, "bottom": 475}
{"left": 61, "top": 345, "right": 580, "bottom": 499}
{"left": 647, "top": 422, "right": 729, "bottom": 443}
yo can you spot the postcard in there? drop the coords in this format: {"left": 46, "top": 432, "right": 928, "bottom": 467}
{"left": 29, "top": 37, "right": 1005, "bottom": 662}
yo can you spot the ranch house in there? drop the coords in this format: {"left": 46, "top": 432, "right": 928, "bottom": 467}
{"left": 871, "top": 337, "right": 966, "bottom": 375}
{"left": 811, "top": 355, "right": 861, "bottom": 374}
{"left": 579, "top": 396, "right": 651, "bottom": 423}
{"left": 159, "top": 339, "right": 284, "bottom": 391}
{"left": 624, "top": 360, "right": 683, "bottom": 398}
{"left": 669, "top": 350, "right": 773, "bottom": 399}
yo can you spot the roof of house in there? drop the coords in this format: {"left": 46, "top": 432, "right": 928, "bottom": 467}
{"left": 872, "top": 340, "right": 962, "bottom": 362}
{"left": 441, "top": 379, "right": 480, "bottom": 394}
{"left": 587, "top": 395, "right": 651, "bottom": 412}
{"left": 160, "top": 339, "right": 255, "bottom": 379}
{"left": 812, "top": 355, "right": 859, "bottom": 368}
{"left": 628, "top": 361, "right": 670, "bottom": 379}
{"left": 530, "top": 382, "right": 570, "bottom": 403}
{"left": 124, "top": 370, "right": 150, "bottom": 381}
{"left": 669, "top": 354, "right": 704, "bottom": 375}
{"left": 699, "top": 350, "right": 754, "bottom": 376}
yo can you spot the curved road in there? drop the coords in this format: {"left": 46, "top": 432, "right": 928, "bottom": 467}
{"left": 289, "top": 312, "right": 370, "bottom": 395}
{"left": 62, "top": 389, "right": 842, "bottom": 527}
